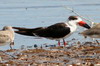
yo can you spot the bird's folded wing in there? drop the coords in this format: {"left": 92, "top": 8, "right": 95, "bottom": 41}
{"left": 13, "top": 27, "right": 43, "bottom": 31}
{"left": 0, "top": 34, "right": 10, "bottom": 43}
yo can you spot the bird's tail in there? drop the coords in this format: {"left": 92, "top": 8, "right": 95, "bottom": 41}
{"left": 12, "top": 27, "right": 43, "bottom": 36}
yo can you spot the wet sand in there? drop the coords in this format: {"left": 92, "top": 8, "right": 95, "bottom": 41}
{"left": 0, "top": 41, "right": 99, "bottom": 66}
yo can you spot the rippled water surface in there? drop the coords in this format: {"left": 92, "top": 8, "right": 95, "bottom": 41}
{"left": 0, "top": 0, "right": 100, "bottom": 50}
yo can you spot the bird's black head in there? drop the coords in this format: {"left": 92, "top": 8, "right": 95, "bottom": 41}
{"left": 68, "top": 16, "right": 78, "bottom": 20}
{"left": 68, "top": 16, "right": 91, "bottom": 29}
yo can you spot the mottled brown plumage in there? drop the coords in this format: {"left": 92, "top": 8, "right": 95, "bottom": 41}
{"left": 80, "top": 23, "right": 100, "bottom": 38}
{"left": 0, "top": 26, "right": 14, "bottom": 49}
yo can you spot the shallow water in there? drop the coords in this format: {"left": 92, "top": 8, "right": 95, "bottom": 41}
{"left": 0, "top": 0, "right": 100, "bottom": 50}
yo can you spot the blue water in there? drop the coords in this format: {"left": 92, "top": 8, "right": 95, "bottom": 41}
{"left": 0, "top": 0, "right": 100, "bottom": 50}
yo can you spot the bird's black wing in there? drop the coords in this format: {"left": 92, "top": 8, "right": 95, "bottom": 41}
{"left": 13, "top": 27, "right": 43, "bottom": 36}
{"left": 13, "top": 27, "right": 43, "bottom": 31}
{"left": 34, "top": 23, "right": 71, "bottom": 38}
{"left": 13, "top": 23, "right": 71, "bottom": 38}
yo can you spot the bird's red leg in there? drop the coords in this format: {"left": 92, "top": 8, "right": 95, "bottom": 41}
{"left": 58, "top": 40, "right": 60, "bottom": 46}
{"left": 63, "top": 39, "right": 67, "bottom": 47}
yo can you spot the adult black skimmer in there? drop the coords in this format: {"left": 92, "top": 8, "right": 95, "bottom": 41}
{"left": 13, "top": 16, "right": 90, "bottom": 46}
{"left": 0, "top": 26, "right": 15, "bottom": 49}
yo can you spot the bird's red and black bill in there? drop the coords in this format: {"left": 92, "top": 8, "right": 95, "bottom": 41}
{"left": 78, "top": 21, "right": 91, "bottom": 29}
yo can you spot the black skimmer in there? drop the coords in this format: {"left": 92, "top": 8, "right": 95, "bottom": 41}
{"left": 13, "top": 16, "right": 90, "bottom": 46}
{"left": 80, "top": 23, "right": 100, "bottom": 44}
{"left": 80, "top": 23, "right": 100, "bottom": 38}
{"left": 0, "top": 26, "right": 14, "bottom": 49}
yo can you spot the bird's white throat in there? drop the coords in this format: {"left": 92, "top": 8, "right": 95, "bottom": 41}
{"left": 66, "top": 21, "right": 77, "bottom": 33}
